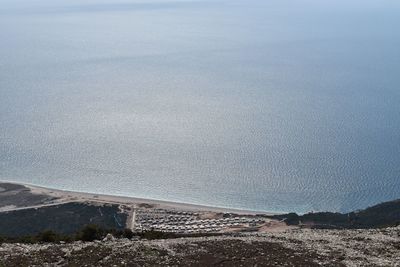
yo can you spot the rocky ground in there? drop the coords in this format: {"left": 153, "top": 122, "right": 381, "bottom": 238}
{"left": 1, "top": 226, "right": 399, "bottom": 267}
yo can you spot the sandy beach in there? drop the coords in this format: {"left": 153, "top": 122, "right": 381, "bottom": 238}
{"left": 0, "top": 180, "right": 278, "bottom": 216}
{"left": 0, "top": 180, "right": 290, "bottom": 236}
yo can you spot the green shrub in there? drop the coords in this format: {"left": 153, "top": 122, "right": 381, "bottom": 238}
{"left": 38, "top": 230, "right": 59, "bottom": 242}
{"left": 79, "top": 224, "right": 104, "bottom": 241}
{"left": 122, "top": 229, "right": 134, "bottom": 239}
{"left": 138, "top": 230, "right": 177, "bottom": 240}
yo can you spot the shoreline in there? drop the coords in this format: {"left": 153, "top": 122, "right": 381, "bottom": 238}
{"left": 0, "top": 180, "right": 280, "bottom": 215}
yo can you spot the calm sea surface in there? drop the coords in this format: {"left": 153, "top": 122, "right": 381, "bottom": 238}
{"left": 1, "top": 0, "right": 400, "bottom": 213}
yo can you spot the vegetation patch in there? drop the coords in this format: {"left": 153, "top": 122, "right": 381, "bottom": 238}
{"left": 0, "top": 203, "right": 127, "bottom": 237}
{"left": 271, "top": 199, "right": 400, "bottom": 229}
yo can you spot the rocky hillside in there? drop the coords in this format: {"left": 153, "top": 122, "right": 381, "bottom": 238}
{"left": 1, "top": 226, "right": 399, "bottom": 266}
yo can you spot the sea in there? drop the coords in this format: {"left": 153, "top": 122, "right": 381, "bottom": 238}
{"left": 1, "top": 0, "right": 399, "bottom": 213}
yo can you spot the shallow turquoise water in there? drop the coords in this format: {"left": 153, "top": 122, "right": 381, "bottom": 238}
{"left": 1, "top": 0, "right": 400, "bottom": 213}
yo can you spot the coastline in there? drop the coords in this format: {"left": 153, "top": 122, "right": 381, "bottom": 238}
{"left": 0, "top": 180, "right": 280, "bottom": 215}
